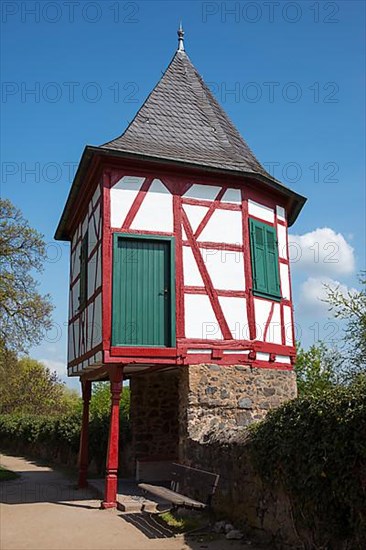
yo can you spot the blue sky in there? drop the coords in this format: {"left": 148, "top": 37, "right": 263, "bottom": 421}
{"left": 1, "top": 1, "right": 365, "bottom": 388}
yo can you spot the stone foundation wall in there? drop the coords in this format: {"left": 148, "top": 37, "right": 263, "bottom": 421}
{"left": 178, "top": 364, "right": 297, "bottom": 459}
{"left": 184, "top": 428, "right": 304, "bottom": 548}
{"left": 176, "top": 365, "right": 300, "bottom": 547}
{"left": 130, "top": 370, "right": 180, "bottom": 464}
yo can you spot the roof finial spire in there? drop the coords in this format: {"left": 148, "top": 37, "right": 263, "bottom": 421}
{"left": 177, "top": 22, "right": 185, "bottom": 52}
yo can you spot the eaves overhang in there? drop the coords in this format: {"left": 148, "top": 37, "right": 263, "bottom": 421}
{"left": 54, "top": 145, "right": 307, "bottom": 241}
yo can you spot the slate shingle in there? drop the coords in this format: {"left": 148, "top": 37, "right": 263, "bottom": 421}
{"left": 101, "top": 50, "right": 270, "bottom": 176}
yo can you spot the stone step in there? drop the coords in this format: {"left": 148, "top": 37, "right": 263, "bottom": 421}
{"left": 88, "top": 478, "right": 165, "bottom": 514}
{"left": 116, "top": 497, "right": 160, "bottom": 513}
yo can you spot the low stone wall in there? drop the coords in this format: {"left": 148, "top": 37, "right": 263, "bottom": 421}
{"left": 129, "top": 363, "right": 304, "bottom": 546}
{"left": 185, "top": 428, "right": 303, "bottom": 548}
{"left": 176, "top": 364, "right": 301, "bottom": 547}
{"left": 178, "top": 364, "right": 297, "bottom": 459}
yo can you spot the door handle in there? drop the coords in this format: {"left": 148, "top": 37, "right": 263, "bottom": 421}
{"left": 158, "top": 289, "right": 169, "bottom": 297}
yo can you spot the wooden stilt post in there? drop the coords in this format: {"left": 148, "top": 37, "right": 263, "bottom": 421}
{"left": 78, "top": 378, "right": 92, "bottom": 489}
{"left": 101, "top": 366, "right": 123, "bottom": 509}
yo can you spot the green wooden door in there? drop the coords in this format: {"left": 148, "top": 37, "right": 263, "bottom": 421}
{"left": 112, "top": 235, "right": 174, "bottom": 347}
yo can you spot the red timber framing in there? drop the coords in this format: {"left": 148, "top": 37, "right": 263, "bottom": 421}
{"left": 76, "top": 367, "right": 124, "bottom": 508}
{"left": 101, "top": 366, "right": 124, "bottom": 509}
{"left": 64, "top": 156, "right": 297, "bottom": 373}
{"left": 101, "top": 163, "right": 296, "bottom": 369}
{"left": 78, "top": 379, "right": 91, "bottom": 488}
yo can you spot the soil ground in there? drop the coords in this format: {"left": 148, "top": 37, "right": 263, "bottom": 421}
{"left": 0, "top": 453, "right": 264, "bottom": 550}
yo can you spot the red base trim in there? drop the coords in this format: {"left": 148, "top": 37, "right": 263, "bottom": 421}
{"left": 100, "top": 501, "right": 117, "bottom": 510}
{"left": 110, "top": 347, "right": 177, "bottom": 358}
{"left": 68, "top": 343, "right": 103, "bottom": 369}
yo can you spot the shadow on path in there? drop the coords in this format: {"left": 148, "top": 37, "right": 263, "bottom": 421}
{"left": 121, "top": 512, "right": 176, "bottom": 539}
{"left": 0, "top": 452, "right": 97, "bottom": 507}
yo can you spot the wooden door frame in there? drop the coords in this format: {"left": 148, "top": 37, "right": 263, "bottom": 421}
{"left": 111, "top": 232, "right": 176, "bottom": 348}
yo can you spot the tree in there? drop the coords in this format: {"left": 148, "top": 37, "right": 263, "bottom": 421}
{"left": 324, "top": 272, "right": 366, "bottom": 376}
{"left": 0, "top": 199, "right": 53, "bottom": 352}
{"left": 90, "top": 382, "right": 130, "bottom": 421}
{"left": 295, "top": 342, "right": 343, "bottom": 397}
{"left": 0, "top": 349, "right": 71, "bottom": 415}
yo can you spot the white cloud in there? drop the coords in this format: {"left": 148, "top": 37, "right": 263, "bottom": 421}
{"left": 38, "top": 358, "right": 67, "bottom": 378}
{"left": 298, "top": 276, "right": 357, "bottom": 316}
{"left": 289, "top": 228, "right": 355, "bottom": 276}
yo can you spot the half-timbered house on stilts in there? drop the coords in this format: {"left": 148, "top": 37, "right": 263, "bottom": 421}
{"left": 55, "top": 26, "right": 306, "bottom": 509}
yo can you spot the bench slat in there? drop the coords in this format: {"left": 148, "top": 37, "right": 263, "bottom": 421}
{"left": 138, "top": 483, "right": 207, "bottom": 510}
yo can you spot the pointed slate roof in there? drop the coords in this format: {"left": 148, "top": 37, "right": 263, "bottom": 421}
{"left": 55, "top": 31, "right": 307, "bottom": 241}
{"left": 101, "top": 49, "right": 268, "bottom": 176}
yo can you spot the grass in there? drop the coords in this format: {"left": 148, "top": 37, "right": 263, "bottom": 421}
{"left": 0, "top": 465, "right": 19, "bottom": 482}
{"left": 159, "top": 510, "right": 206, "bottom": 533}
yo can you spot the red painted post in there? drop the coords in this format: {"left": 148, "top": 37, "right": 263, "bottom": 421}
{"left": 78, "top": 379, "right": 92, "bottom": 489}
{"left": 101, "top": 366, "right": 123, "bottom": 509}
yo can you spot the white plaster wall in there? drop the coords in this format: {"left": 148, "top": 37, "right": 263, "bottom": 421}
{"left": 71, "top": 241, "right": 80, "bottom": 283}
{"left": 200, "top": 248, "right": 245, "bottom": 290}
{"left": 131, "top": 179, "right": 173, "bottom": 232}
{"left": 95, "top": 249, "right": 101, "bottom": 290}
{"left": 86, "top": 303, "right": 93, "bottom": 352}
{"left": 87, "top": 254, "right": 96, "bottom": 299}
{"left": 82, "top": 212, "right": 88, "bottom": 238}
{"left": 248, "top": 200, "right": 274, "bottom": 223}
{"left": 283, "top": 305, "right": 293, "bottom": 346}
{"left": 94, "top": 350, "right": 103, "bottom": 363}
{"left": 71, "top": 280, "right": 80, "bottom": 318}
{"left": 276, "top": 205, "right": 286, "bottom": 221}
{"left": 183, "top": 246, "right": 204, "bottom": 286}
{"left": 184, "top": 184, "right": 221, "bottom": 201}
{"left": 198, "top": 209, "right": 243, "bottom": 245}
{"left": 183, "top": 204, "right": 209, "bottom": 232}
{"left": 73, "top": 321, "right": 79, "bottom": 359}
{"left": 223, "top": 349, "right": 249, "bottom": 355}
{"left": 254, "top": 298, "right": 272, "bottom": 341}
{"left": 265, "top": 303, "right": 282, "bottom": 344}
{"left": 91, "top": 183, "right": 101, "bottom": 208}
{"left": 92, "top": 293, "right": 102, "bottom": 348}
{"left": 87, "top": 246, "right": 101, "bottom": 299}
{"left": 218, "top": 296, "right": 249, "bottom": 340}
{"left": 184, "top": 294, "right": 223, "bottom": 340}
{"left": 68, "top": 325, "right": 75, "bottom": 363}
{"left": 71, "top": 224, "right": 81, "bottom": 250}
{"left": 221, "top": 188, "right": 241, "bottom": 204}
{"left": 277, "top": 224, "right": 288, "bottom": 259}
{"left": 86, "top": 297, "right": 102, "bottom": 352}
{"left": 276, "top": 355, "right": 291, "bottom": 364}
{"left": 110, "top": 176, "right": 145, "bottom": 227}
{"left": 88, "top": 203, "right": 100, "bottom": 253}
{"left": 280, "top": 263, "right": 291, "bottom": 300}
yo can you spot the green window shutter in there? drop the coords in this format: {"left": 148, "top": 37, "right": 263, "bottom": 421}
{"left": 250, "top": 219, "right": 268, "bottom": 294}
{"left": 249, "top": 219, "right": 281, "bottom": 299}
{"left": 79, "top": 232, "right": 88, "bottom": 309}
{"left": 264, "top": 226, "right": 281, "bottom": 297}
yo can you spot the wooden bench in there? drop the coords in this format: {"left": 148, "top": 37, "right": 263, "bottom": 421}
{"left": 138, "top": 463, "right": 219, "bottom": 511}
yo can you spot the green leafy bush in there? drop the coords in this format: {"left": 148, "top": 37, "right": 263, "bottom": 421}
{"left": 250, "top": 376, "right": 366, "bottom": 546}
{"left": 0, "top": 387, "right": 131, "bottom": 475}
{"left": 0, "top": 412, "right": 81, "bottom": 452}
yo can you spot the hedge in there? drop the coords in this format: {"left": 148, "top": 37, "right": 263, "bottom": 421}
{"left": 250, "top": 376, "right": 366, "bottom": 547}
{"left": 0, "top": 410, "right": 131, "bottom": 475}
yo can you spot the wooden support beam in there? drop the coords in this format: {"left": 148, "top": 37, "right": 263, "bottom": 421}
{"left": 101, "top": 365, "right": 124, "bottom": 509}
{"left": 78, "top": 379, "right": 92, "bottom": 489}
